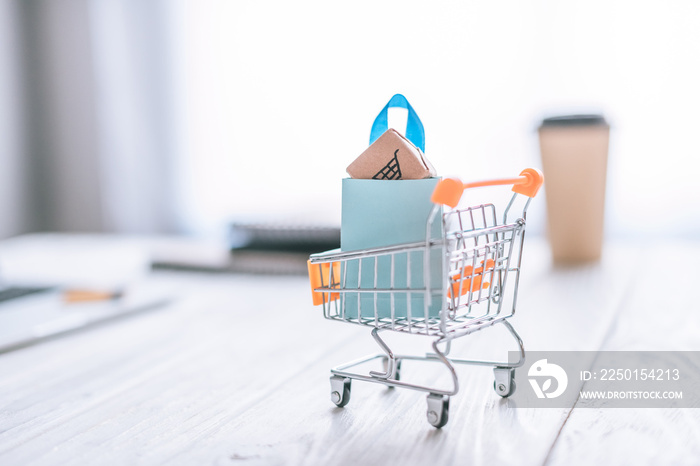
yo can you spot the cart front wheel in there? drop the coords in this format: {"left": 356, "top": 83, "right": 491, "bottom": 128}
{"left": 330, "top": 375, "right": 351, "bottom": 407}
{"left": 493, "top": 367, "right": 516, "bottom": 397}
{"left": 426, "top": 393, "right": 449, "bottom": 428}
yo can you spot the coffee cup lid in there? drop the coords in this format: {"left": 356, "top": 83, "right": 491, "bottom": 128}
{"left": 540, "top": 114, "right": 608, "bottom": 128}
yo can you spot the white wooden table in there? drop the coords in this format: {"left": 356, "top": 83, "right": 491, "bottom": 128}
{"left": 1, "top": 239, "right": 699, "bottom": 466}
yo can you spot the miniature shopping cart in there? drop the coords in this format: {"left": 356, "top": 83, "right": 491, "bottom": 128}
{"left": 307, "top": 169, "right": 543, "bottom": 428}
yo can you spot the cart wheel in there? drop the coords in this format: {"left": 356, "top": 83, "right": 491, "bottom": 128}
{"left": 493, "top": 380, "right": 516, "bottom": 397}
{"left": 426, "top": 394, "right": 449, "bottom": 428}
{"left": 493, "top": 367, "right": 516, "bottom": 398}
{"left": 330, "top": 375, "right": 351, "bottom": 407}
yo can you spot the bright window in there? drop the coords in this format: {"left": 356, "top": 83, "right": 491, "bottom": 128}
{"left": 170, "top": 0, "right": 700, "bottom": 238}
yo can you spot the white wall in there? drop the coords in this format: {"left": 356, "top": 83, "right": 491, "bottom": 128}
{"left": 172, "top": 0, "right": 700, "bottom": 239}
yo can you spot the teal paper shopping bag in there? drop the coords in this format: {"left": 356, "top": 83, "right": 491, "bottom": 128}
{"left": 341, "top": 178, "right": 442, "bottom": 251}
{"left": 340, "top": 249, "right": 443, "bottom": 320}
{"left": 340, "top": 95, "right": 444, "bottom": 320}
{"left": 340, "top": 178, "right": 444, "bottom": 320}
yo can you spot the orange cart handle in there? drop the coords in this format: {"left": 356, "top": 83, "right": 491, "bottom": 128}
{"left": 431, "top": 168, "right": 544, "bottom": 208}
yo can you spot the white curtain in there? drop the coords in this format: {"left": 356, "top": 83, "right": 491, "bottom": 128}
{"left": 89, "top": 0, "right": 179, "bottom": 233}
{"left": 0, "top": 0, "right": 179, "bottom": 238}
{"left": 0, "top": 0, "right": 26, "bottom": 238}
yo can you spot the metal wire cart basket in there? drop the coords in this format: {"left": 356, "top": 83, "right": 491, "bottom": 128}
{"left": 307, "top": 168, "right": 543, "bottom": 428}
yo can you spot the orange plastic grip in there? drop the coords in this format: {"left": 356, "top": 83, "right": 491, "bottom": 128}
{"left": 448, "top": 259, "right": 495, "bottom": 298}
{"left": 307, "top": 260, "right": 340, "bottom": 306}
{"left": 431, "top": 168, "right": 544, "bottom": 207}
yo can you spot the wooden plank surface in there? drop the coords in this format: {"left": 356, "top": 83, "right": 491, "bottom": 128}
{"left": 1, "top": 239, "right": 695, "bottom": 465}
{"left": 162, "top": 240, "right": 639, "bottom": 466}
{"left": 545, "top": 240, "right": 700, "bottom": 466}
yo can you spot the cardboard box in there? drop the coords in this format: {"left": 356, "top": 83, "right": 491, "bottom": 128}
{"left": 340, "top": 178, "right": 444, "bottom": 319}
{"left": 346, "top": 129, "right": 437, "bottom": 180}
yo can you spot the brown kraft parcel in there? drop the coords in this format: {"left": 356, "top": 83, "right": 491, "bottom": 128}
{"left": 346, "top": 128, "right": 437, "bottom": 180}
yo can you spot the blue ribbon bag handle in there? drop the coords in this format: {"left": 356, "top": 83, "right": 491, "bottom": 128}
{"left": 369, "top": 94, "right": 425, "bottom": 153}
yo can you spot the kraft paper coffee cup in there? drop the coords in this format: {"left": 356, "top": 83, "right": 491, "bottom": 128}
{"left": 538, "top": 115, "right": 609, "bottom": 263}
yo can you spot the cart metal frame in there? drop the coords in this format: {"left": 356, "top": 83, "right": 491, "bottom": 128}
{"left": 308, "top": 169, "right": 543, "bottom": 428}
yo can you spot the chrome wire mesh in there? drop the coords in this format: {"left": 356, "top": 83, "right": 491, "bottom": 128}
{"left": 309, "top": 194, "right": 527, "bottom": 338}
